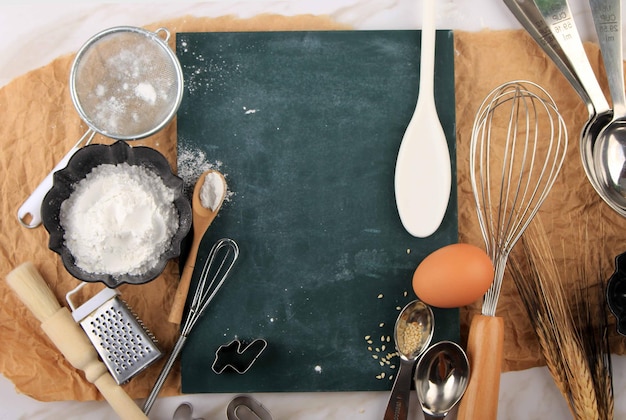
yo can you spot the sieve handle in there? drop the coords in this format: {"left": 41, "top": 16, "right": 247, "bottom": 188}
{"left": 17, "top": 129, "right": 95, "bottom": 229}
{"left": 155, "top": 27, "right": 171, "bottom": 42}
{"left": 456, "top": 314, "right": 504, "bottom": 420}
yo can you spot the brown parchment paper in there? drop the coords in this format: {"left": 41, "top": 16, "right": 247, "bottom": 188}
{"left": 1, "top": 14, "right": 625, "bottom": 402}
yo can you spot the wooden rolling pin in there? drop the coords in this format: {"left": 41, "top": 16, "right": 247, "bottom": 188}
{"left": 5, "top": 262, "right": 148, "bottom": 420}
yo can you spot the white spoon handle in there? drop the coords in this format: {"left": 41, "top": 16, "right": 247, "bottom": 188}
{"left": 419, "top": 0, "right": 436, "bottom": 100}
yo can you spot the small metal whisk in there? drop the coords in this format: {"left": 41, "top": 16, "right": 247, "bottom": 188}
{"left": 457, "top": 80, "right": 567, "bottom": 420}
{"left": 143, "top": 238, "right": 239, "bottom": 414}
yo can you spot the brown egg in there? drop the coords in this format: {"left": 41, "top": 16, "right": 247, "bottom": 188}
{"left": 412, "top": 243, "right": 494, "bottom": 308}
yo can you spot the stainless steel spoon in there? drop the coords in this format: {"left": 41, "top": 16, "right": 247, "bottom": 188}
{"left": 590, "top": 0, "right": 626, "bottom": 210}
{"left": 527, "top": 0, "right": 617, "bottom": 210}
{"left": 383, "top": 300, "right": 434, "bottom": 420}
{"left": 414, "top": 341, "right": 469, "bottom": 419}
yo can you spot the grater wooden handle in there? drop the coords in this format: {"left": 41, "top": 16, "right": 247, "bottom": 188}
{"left": 6, "top": 262, "right": 148, "bottom": 420}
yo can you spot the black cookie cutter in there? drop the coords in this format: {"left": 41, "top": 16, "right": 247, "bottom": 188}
{"left": 607, "top": 251, "right": 626, "bottom": 336}
{"left": 212, "top": 338, "right": 268, "bottom": 374}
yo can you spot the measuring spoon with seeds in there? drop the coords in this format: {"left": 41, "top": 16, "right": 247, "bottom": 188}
{"left": 383, "top": 300, "right": 434, "bottom": 420}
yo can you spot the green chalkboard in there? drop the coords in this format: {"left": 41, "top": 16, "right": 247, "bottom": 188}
{"left": 176, "top": 30, "right": 458, "bottom": 393}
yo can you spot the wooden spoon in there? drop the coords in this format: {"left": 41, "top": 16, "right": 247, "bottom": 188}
{"left": 168, "top": 170, "right": 227, "bottom": 324}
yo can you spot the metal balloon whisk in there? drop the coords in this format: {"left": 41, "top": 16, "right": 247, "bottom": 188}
{"left": 470, "top": 80, "right": 568, "bottom": 316}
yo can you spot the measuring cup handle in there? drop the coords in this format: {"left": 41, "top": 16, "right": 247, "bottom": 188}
{"left": 17, "top": 144, "right": 82, "bottom": 228}
{"left": 590, "top": 0, "right": 625, "bottom": 114}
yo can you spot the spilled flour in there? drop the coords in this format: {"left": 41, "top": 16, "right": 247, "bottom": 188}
{"left": 177, "top": 145, "right": 234, "bottom": 202}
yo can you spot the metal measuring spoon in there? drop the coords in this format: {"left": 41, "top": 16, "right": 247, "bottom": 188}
{"left": 590, "top": 0, "right": 626, "bottom": 211}
{"left": 383, "top": 300, "right": 434, "bottom": 420}
{"left": 414, "top": 341, "right": 469, "bottom": 419}
{"left": 503, "top": 0, "right": 593, "bottom": 108}
{"left": 525, "top": 0, "right": 617, "bottom": 209}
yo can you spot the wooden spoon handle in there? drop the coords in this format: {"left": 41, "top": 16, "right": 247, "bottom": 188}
{"left": 168, "top": 242, "right": 200, "bottom": 324}
{"left": 456, "top": 314, "right": 504, "bottom": 420}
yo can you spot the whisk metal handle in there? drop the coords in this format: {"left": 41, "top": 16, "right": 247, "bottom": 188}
{"left": 142, "top": 335, "right": 188, "bottom": 414}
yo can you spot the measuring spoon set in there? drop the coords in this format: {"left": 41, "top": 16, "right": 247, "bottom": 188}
{"left": 504, "top": 0, "right": 625, "bottom": 216}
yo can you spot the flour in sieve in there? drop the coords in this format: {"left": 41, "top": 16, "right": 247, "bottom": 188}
{"left": 60, "top": 163, "right": 179, "bottom": 276}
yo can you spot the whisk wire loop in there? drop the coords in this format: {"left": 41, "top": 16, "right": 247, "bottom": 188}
{"left": 182, "top": 238, "right": 240, "bottom": 337}
{"left": 470, "top": 80, "right": 568, "bottom": 316}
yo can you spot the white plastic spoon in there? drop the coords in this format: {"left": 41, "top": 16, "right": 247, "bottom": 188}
{"left": 394, "top": 0, "right": 451, "bottom": 238}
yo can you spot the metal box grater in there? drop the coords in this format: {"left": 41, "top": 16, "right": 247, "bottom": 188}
{"left": 66, "top": 285, "right": 163, "bottom": 384}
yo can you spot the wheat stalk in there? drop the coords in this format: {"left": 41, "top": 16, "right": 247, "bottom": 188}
{"left": 509, "top": 217, "right": 613, "bottom": 420}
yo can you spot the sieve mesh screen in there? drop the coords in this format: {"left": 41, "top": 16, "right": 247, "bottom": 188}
{"left": 71, "top": 29, "right": 181, "bottom": 139}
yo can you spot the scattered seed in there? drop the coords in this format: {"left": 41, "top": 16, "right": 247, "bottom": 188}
{"left": 382, "top": 345, "right": 386, "bottom": 351}
{"left": 365, "top": 335, "right": 371, "bottom": 340}
{"left": 372, "top": 355, "right": 379, "bottom": 359}
{"left": 379, "top": 322, "right": 384, "bottom": 327}
{"left": 377, "top": 294, "right": 384, "bottom": 299}
{"left": 368, "top": 346, "right": 372, "bottom": 351}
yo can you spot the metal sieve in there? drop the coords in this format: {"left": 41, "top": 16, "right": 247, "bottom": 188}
{"left": 18, "top": 25, "right": 183, "bottom": 228}
{"left": 70, "top": 26, "right": 183, "bottom": 139}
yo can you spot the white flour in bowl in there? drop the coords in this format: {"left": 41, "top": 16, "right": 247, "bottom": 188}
{"left": 60, "top": 162, "right": 179, "bottom": 276}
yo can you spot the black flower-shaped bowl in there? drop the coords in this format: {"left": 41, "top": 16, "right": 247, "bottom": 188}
{"left": 41, "top": 140, "right": 192, "bottom": 288}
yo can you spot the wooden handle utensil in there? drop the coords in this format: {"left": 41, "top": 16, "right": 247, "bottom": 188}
{"left": 456, "top": 314, "right": 504, "bottom": 420}
{"left": 5, "top": 262, "right": 148, "bottom": 420}
{"left": 168, "top": 170, "right": 226, "bottom": 324}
